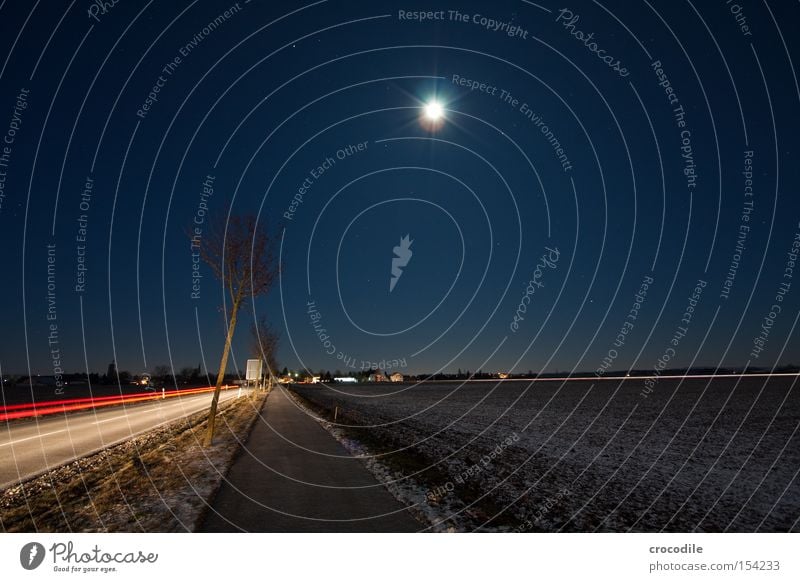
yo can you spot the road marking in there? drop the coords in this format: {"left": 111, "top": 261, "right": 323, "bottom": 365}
{"left": 93, "top": 415, "right": 133, "bottom": 424}
{"left": 93, "top": 405, "right": 191, "bottom": 425}
{"left": 0, "top": 428, "right": 68, "bottom": 448}
{"left": 90, "top": 395, "right": 219, "bottom": 425}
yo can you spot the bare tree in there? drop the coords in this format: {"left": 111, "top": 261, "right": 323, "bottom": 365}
{"left": 199, "top": 213, "right": 278, "bottom": 445}
{"left": 250, "top": 315, "right": 280, "bottom": 380}
{"left": 153, "top": 365, "right": 171, "bottom": 382}
{"left": 179, "top": 367, "right": 197, "bottom": 383}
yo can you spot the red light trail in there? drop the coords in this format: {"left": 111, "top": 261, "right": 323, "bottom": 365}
{"left": 0, "top": 385, "right": 235, "bottom": 422}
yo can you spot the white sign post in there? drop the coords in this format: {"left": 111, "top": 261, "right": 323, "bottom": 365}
{"left": 246, "top": 359, "right": 263, "bottom": 391}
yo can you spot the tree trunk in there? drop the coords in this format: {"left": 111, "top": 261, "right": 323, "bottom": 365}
{"left": 204, "top": 298, "right": 241, "bottom": 446}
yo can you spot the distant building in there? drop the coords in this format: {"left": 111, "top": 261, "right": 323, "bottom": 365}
{"left": 389, "top": 372, "right": 404, "bottom": 382}
{"left": 334, "top": 377, "right": 357, "bottom": 383}
{"left": 497, "top": 372, "right": 509, "bottom": 379}
{"left": 368, "top": 370, "right": 388, "bottom": 382}
{"left": 106, "top": 360, "right": 117, "bottom": 381}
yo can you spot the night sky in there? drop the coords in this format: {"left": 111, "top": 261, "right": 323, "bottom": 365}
{"left": 1, "top": 1, "right": 798, "bottom": 379}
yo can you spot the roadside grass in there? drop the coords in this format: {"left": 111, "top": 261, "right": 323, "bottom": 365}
{"left": 0, "top": 391, "right": 267, "bottom": 532}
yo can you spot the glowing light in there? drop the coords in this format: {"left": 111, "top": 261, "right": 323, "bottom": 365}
{"left": 423, "top": 100, "right": 444, "bottom": 121}
{"left": 0, "top": 385, "right": 233, "bottom": 421}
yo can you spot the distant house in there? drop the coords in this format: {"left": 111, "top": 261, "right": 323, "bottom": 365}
{"left": 368, "top": 370, "right": 388, "bottom": 382}
{"left": 497, "top": 372, "right": 509, "bottom": 379}
{"left": 389, "top": 372, "right": 404, "bottom": 382}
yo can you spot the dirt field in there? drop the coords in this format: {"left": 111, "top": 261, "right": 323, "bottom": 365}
{"left": 291, "top": 376, "right": 800, "bottom": 532}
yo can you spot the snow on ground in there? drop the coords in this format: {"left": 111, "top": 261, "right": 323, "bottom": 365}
{"left": 290, "top": 377, "right": 800, "bottom": 532}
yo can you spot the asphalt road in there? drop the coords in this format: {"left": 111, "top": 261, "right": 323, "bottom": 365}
{"left": 202, "top": 387, "right": 420, "bottom": 532}
{"left": 0, "top": 390, "right": 240, "bottom": 489}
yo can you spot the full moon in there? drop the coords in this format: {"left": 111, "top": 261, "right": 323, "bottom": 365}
{"left": 423, "top": 100, "right": 444, "bottom": 121}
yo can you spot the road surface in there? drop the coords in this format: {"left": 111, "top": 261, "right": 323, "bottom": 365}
{"left": 202, "top": 387, "right": 420, "bottom": 532}
{"left": 0, "top": 390, "right": 240, "bottom": 489}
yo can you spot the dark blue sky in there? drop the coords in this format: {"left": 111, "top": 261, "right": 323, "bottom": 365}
{"left": 1, "top": 1, "right": 798, "bottom": 378}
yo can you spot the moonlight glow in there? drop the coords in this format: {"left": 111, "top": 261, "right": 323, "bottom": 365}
{"left": 423, "top": 100, "right": 444, "bottom": 121}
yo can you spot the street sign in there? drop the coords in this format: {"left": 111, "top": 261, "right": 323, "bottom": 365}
{"left": 245, "top": 359, "right": 263, "bottom": 382}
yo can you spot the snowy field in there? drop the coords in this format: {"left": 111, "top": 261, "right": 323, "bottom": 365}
{"left": 290, "top": 376, "right": 800, "bottom": 532}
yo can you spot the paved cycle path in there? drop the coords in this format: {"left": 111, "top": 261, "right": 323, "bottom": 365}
{"left": 201, "top": 387, "right": 420, "bottom": 532}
